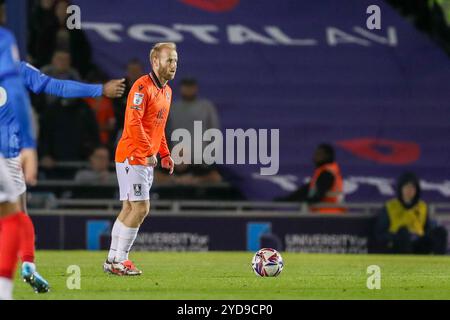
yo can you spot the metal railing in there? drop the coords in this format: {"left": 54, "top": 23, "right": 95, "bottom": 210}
{"left": 32, "top": 179, "right": 232, "bottom": 188}
{"left": 39, "top": 161, "right": 92, "bottom": 168}
{"left": 27, "top": 199, "right": 450, "bottom": 218}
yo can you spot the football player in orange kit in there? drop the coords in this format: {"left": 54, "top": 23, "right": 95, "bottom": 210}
{"left": 104, "top": 43, "right": 177, "bottom": 275}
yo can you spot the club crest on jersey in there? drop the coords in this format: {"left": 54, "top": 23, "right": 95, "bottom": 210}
{"left": 133, "top": 93, "right": 144, "bottom": 105}
{"left": 133, "top": 184, "right": 142, "bottom": 196}
{"left": 0, "top": 87, "right": 7, "bottom": 107}
{"left": 166, "top": 92, "right": 170, "bottom": 101}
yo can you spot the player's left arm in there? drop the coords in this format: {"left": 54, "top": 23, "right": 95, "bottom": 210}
{"left": 159, "top": 132, "right": 174, "bottom": 174}
{"left": 20, "top": 61, "right": 125, "bottom": 98}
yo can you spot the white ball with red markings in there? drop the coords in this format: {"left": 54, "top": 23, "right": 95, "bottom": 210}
{"left": 251, "top": 248, "right": 284, "bottom": 277}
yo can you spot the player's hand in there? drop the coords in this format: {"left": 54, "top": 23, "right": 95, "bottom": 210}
{"left": 20, "top": 148, "right": 38, "bottom": 186}
{"left": 146, "top": 155, "right": 158, "bottom": 167}
{"left": 103, "top": 78, "right": 126, "bottom": 98}
{"left": 161, "top": 155, "right": 174, "bottom": 174}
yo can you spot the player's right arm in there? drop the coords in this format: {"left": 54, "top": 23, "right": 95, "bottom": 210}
{"left": 20, "top": 61, "right": 125, "bottom": 98}
{"left": 125, "top": 80, "right": 154, "bottom": 163}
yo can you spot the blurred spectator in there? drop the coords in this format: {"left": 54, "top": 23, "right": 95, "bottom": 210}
{"left": 0, "top": 0, "right": 5, "bottom": 25}
{"left": 38, "top": 98, "right": 100, "bottom": 168}
{"left": 162, "top": 77, "right": 222, "bottom": 185}
{"left": 28, "top": 0, "right": 59, "bottom": 67}
{"left": 374, "top": 172, "right": 448, "bottom": 254}
{"left": 113, "top": 58, "right": 144, "bottom": 142}
{"left": 276, "top": 144, "right": 345, "bottom": 214}
{"left": 387, "top": 0, "right": 450, "bottom": 55}
{"left": 28, "top": 0, "right": 93, "bottom": 76}
{"left": 54, "top": 0, "right": 93, "bottom": 76}
{"left": 429, "top": 0, "right": 450, "bottom": 53}
{"left": 37, "top": 50, "right": 81, "bottom": 110}
{"left": 74, "top": 146, "right": 116, "bottom": 184}
{"left": 156, "top": 163, "right": 222, "bottom": 185}
{"left": 84, "top": 71, "right": 116, "bottom": 148}
{"left": 167, "top": 77, "right": 220, "bottom": 150}
{"left": 41, "top": 50, "right": 81, "bottom": 80}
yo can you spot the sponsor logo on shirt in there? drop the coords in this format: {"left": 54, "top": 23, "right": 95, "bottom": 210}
{"left": 157, "top": 108, "right": 167, "bottom": 120}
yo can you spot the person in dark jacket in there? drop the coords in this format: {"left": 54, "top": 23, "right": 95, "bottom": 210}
{"left": 112, "top": 58, "right": 145, "bottom": 143}
{"left": 374, "top": 172, "right": 448, "bottom": 254}
{"left": 28, "top": 0, "right": 94, "bottom": 77}
{"left": 38, "top": 98, "right": 100, "bottom": 166}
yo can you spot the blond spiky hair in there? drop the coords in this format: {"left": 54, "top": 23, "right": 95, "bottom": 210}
{"left": 150, "top": 42, "right": 177, "bottom": 63}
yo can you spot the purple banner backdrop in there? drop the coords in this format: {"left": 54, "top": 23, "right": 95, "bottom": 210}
{"left": 32, "top": 214, "right": 376, "bottom": 253}
{"left": 72, "top": 0, "right": 450, "bottom": 201}
{"left": 31, "top": 213, "right": 450, "bottom": 252}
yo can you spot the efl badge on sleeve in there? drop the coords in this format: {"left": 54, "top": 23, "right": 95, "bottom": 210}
{"left": 133, "top": 93, "right": 144, "bottom": 105}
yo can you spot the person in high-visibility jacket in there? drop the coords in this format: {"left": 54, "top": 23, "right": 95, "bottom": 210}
{"left": 276, "top": 144, "right": 345, "bottom": 214}
{"left": 374, "top": 172, "right": 448, "bottom": 254}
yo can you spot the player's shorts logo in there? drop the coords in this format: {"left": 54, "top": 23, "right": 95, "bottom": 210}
{"left": 133, "top": 184, "right": 142, "bottom": 196}
{"left": 133, "top": 93, "right": 144, "bottom": 105}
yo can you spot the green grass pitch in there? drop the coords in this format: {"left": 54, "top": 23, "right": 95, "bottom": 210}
{"left": 13, "top": 251, "right": 450, "bottom": 300}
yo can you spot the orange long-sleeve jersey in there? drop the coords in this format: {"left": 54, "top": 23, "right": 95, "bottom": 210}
{"left": 115, "top": 72, "right": 171, "bottom": 165}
